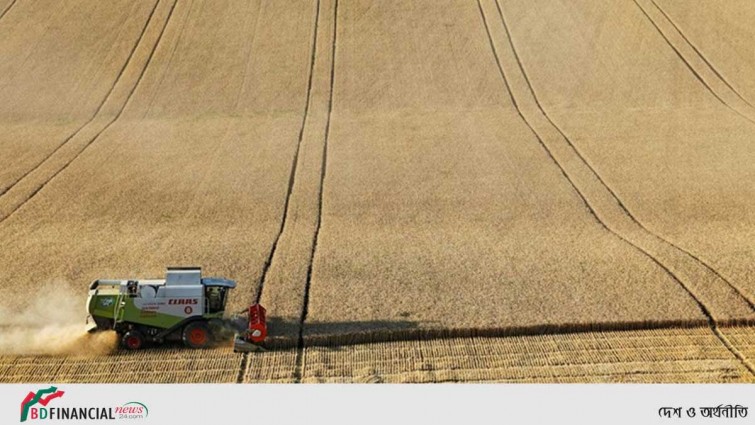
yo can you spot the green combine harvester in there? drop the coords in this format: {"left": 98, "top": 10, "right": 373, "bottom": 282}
{"left": 86, "top": 267, "right": 267, "bottom": 350}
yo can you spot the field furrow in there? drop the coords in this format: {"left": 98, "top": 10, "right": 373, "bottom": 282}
{"left": 301, "top": 0, "right": 707, "bottom": 345}
{"left": 633, "top": 0, "right": 755, "bottom": 123}
{"left": 482, "top": 0, "right": 755, "bottom": 324}
{"left": 498, "top": 0, "right": 755, "bottom": 307}
{"left": 1, "top": 0, "right": 754, "bottom": 384}
{"left": 0, "top": 0, "right": 164, "bottom": 195}
{"left": 0, "top": 0, "right": 158, "bottom": 193}
{"left": 0, "top": 0, "right": 315, "bottom": 314}
{"left": 256, "top": 0, "right": 336, "bottom": 346}
{"left": 0, "top": 0, "right": 17, "bottom": 21}
{"left": 0, "top": 0, "right": 176, "bottom": 224}
{"left": 655, "top": 0, "right": 755, "bottom": 106}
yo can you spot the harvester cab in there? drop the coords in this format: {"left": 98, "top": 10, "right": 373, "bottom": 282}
{"left": 86, "top": 267, "right": 267, "bottom": 351}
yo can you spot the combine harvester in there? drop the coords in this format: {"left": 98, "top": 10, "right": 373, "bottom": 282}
{"left": 86, "top": 267, "right": 267, "bottom": 351}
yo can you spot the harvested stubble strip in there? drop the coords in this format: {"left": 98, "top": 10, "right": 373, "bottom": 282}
{"left": 656, "top": 0, "right": 755, "bottom": 105}
{"left": 241, "top": 349, "right": 299, "bottom": 383}
{"left": 0, "top": 0, "right": 315, "bottom": 316}
{"left": 6, "top": 328, "right": 749, "bottom": 383}
{"left": 301, "top": 327, "right": 753, "bottom": 383}
{"left": 0, "top": 0, "right": 157, "bottom": 192}
{"left": 500, "top": 0, "right": 755, "bottom": 303}
{"left": 301, "top": 0, "right": 706, "bottom": 342}
{"left": 0, "top": 357, "right": 67, "bottom": 384}
{"left": 0, "top": 355, "right": 17, "bottom": 380}
{"left": 0, "top": 348, "right": 242, "bottom": 383}
{"left": 718, "top": 326, "right": 755, "bottom": 367}
{"left": 0, "top": 347, "right": 296, "bottom": 384}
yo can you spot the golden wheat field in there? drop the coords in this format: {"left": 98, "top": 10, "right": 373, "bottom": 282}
{"left": 0, "top": 0, "right": 754, "bottom": 383}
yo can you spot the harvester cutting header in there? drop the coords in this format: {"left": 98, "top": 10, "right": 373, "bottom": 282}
{"left": 86, "top": 267, "right": 267, "bottom": 352}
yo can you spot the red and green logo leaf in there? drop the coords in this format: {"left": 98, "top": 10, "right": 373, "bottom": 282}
{"left": 20, "top": 386, "right": 65, "bottom": 422}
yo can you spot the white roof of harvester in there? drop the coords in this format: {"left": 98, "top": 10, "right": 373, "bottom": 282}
{"left": 93, "top": 268, "right": 236, "bottom": 289}
{"left": 165, "top": 267, "right": 236, "bottom": 288}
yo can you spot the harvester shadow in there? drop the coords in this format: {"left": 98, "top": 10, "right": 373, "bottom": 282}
{"left": 260, "top": 317, "right": 722, "bottom": 352}
{"left": 111, "top": 317, "right": 423, "bottom": 352}
{"left": 114, "top": 316, "right": 730, "bottom": 353}
{"left": 262, "top": 317, "right": 423, "bottom": 351}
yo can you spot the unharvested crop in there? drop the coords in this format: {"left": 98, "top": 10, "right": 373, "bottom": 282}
{"left": 499, "top": 0, "right": 755, "bottom": 302}
{"left": 301, "top": 327, "right": 755, "bottom": 383}
{"left": 0, "top": 0, "right": 157, "bottom": 193}
{"left": 656, "top": 0, "right": 755, "bottom": 104}
{"left": 1, "top": 0, "right": 755, "bottom": 383}
{"left": 300, "top": 0, "right": 707, "bottom": 344}
{"left": 0, "top": 0, "right": 315, "bottom": 315}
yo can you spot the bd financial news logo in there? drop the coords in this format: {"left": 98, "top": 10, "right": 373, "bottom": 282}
{"left": 20, "top": 387, "right": 148, "bottom": 422}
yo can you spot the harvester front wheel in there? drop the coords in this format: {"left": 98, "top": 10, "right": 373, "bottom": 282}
{"left": 183, "top": 321, "right": 211, "bottom": 349}
{"left": 122, "top": 330, "right": 145, "bottom": 350}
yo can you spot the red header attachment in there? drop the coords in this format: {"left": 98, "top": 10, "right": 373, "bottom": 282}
{"left": 247, "top": 303, "right": 267, "bottom": 343}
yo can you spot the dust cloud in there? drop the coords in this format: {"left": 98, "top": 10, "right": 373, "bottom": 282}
{"left": 0, "top": 282, "right": 117, "bottom": 356}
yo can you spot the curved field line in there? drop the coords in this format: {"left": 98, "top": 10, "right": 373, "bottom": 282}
{"left": 272, "top": 0, "right": 754, "bottom": 375}
{"left": 632, "top": 0, "right": 755, "bottom": 126}
{"left": 0, "top": 0, "right": 179, "bottom": 227}
{"left": 0, "top": 0, "right": 18, "bottom": 22}
{"left": 488, "top": 0, "right": 754, "bottom": 374}
{"left": 236, "top": 0, "right": 323, "bottom": 385}
{"left": 141, "top": 0, "right": 195, "bottom": 119}
{"left": 247, "top": 0, "right": 755, "bottom": 373}
{"left": 650, "top": 0, "right": 754, "bottom": 109}
{"left": 479, "top": 0, "right": 712, "bottom": 321}
{"left": 484, "top": 0, "right": 755, "bottom": 375}
{"left": 0, "top": 0, "right": 161, "bottom": 198}
{"left": 232, "top": 0, "right": 263, "bottom": 111}
{"left": 254, "top": 0, "right": 322, "bottom": 305}
{"left": 711, "top": 326, "right": 755, "bottom": 377}
{"left": 293, "top": 0, "right": 338, "bottom": 384}
{"left": 492, "top": 0, "right": 755, "bottom": 312}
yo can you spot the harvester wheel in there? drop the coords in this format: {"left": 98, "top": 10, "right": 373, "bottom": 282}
{"left": 122, "top": 330, "right": 145, "bottom": 350}
{"left": 183, "top": 321, "right": 211, "bottom": 349}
